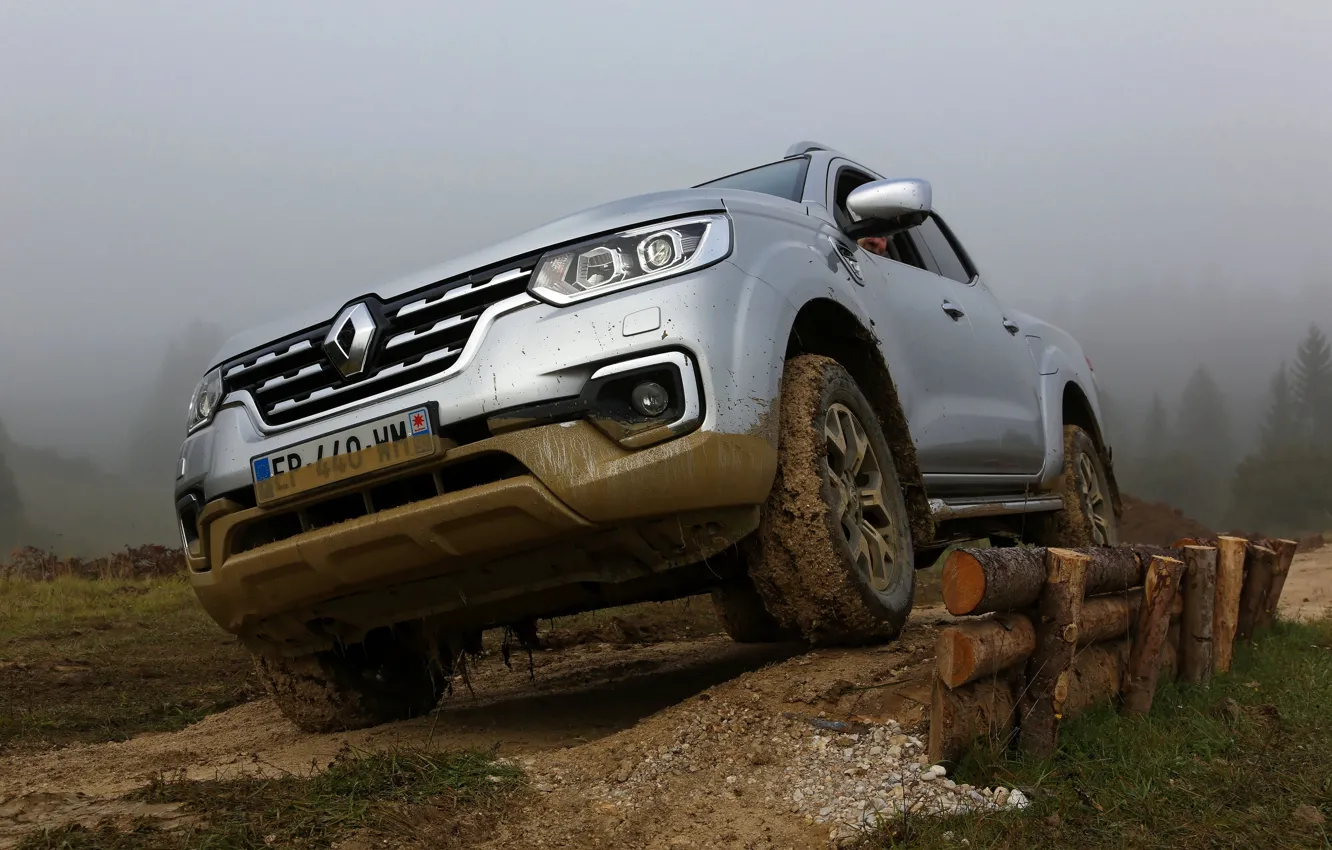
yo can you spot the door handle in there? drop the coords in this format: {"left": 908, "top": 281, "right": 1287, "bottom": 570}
{"left": 1002, "top": 318, "right": 1020, "bottom": 335}
{"left": 941, "top": 301, "right": 965, "bottom": 321}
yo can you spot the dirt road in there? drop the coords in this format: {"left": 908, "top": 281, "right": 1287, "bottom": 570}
{"left": 1278, "top": 543, "right": 1332, "bottom": 621}
{"left": 4, "top": 540, "right": 1326, "bottom": 848}
{"left": 0, "top": 608, "right": 961, "bottom": 849}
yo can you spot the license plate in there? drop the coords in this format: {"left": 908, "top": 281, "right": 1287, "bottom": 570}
{"left": 251, "top": 405, "right": 437, "bottom": 506}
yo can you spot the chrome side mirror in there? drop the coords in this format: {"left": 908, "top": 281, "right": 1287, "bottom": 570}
{"left": 847, "top": 178, "right": 932, "bottom": 223}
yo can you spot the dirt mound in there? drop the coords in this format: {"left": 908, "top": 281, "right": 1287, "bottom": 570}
{"left": 0, "top": 609, "right": 958, "bottom": 849}
{"left": 540, "top": 599, "right": 722, "bottom": 649}
{"left": 1118, "top": 495, "right": 1213, "bottom": 546}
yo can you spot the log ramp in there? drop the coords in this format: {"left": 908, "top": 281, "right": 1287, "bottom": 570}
{"left": 929, "top": 536, "right": 1300, "bottom": 763}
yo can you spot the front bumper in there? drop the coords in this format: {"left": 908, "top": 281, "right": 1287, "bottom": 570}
{"left": 190, "top": 422, "right": 775, "bottom": 652}
{"left": 178, "top": 261, "right": 791, "bottom": 652}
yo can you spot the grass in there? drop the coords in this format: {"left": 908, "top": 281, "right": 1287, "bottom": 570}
{"left": 867, "top": 617, "right": 1332, "bottom": 849}
{"left": 17, "top": 747, "right": 523, "bottom": 850}
{"left": 0, "top": 576, "right": 254, "bottom": 749}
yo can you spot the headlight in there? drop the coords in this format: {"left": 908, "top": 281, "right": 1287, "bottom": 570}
{"left": 186, "top": 367, "right": 224, "bottom": 433}
{"left": 528, "top": 214, "right": 731, "bottom": 305}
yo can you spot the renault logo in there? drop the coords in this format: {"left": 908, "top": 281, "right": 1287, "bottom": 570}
{"left": 324, "top": 302, "right": 377, "bottom": 379}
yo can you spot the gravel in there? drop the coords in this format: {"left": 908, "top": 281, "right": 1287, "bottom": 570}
{"left": 549, "top": 697, "right": 1031, "bottom": 848}
{"left": 784, "top": 720, "right": 1027, "bottom": 845}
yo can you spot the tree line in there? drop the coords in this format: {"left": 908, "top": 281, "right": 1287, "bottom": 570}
{"left": 1118, "top": 325, "right": 1332, "bottom": 534}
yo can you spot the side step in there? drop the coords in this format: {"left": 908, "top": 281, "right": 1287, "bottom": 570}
{"left": 929, "top": 495, "right": 1063, "bottom": 521}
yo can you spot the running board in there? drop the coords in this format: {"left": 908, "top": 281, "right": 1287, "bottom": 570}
{"left": 929, "top": 495, "right": 1063, "bottom": 521}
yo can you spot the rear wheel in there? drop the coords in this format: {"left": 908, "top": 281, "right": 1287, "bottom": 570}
{"left": 744, "top": 355, "right": 915, "bottom": 645}
{"left": 1030, "top": 424, "right": 1119, "bottom": 547}
{"left": 254, "top": 627, "right": 447, "bottom": 733}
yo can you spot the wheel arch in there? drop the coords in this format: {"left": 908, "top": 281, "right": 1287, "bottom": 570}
{"left": 1061, "top": 380, "right": 1123, "bottom": 517}
{"left": 783, "top": 298, "right": 934, "bottom": 545}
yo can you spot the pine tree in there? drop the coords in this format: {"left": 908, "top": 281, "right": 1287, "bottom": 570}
{"left": 1175, "top": 366, "right": 1232, "bottom": 466}
{"left": 1123, "top": 394, "right": 1176, "bottom": 507}
{"left": 1259, "top": 362, "right": 1301, "bottom": 454}
{"left": 1164, "top": 367, "right": 1232, "bottom": 525}
{"left": 1292, "top": 324, "right": 1332, "bottom": 442}
{"left": 0, "top": 422, "right": 26, "bottom": 550}
{"left": 1141, "top": 394, "right": 1170, "bottom": 458}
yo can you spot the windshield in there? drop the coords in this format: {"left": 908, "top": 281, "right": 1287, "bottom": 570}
{"left": 695, "top": 156, "right": 809, "bottom": 202}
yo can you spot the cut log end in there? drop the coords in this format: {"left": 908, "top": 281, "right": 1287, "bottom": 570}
{"left": 936, "top": 614, "right": 1037, "bottom": 689}
{"left": 937, "top": 629, "right": 978, "bottom": 689}
{"left": 942, "top": 550, "right": 987, "bottom": 616}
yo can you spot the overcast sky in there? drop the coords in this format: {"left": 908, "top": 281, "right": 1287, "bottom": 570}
{"left": 2, "top": 0, "right": 1330, "bottom": 458}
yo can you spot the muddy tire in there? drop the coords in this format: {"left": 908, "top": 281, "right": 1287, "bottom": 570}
{"left": 254, "top": 633, "right": 447, "bottom": 733}
{"left": 711, "top": 578, "right": 797, "bottom": 643}
{"left": 1029, "top": 424, "right": 1120, "bottom": 547}
{"left": 744, "top": 355, "right": 915, "bottom": 645}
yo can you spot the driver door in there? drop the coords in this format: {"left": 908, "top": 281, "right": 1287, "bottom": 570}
{"left": 824, "top": 162, "right": 988, "bottom": 475}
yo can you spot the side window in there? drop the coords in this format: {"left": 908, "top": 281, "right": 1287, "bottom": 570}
{"left": 912, "top": 215, "right": 973, "bottom": 284}
{"left": 832, "top": 168, "right": 874, "bottom": 231}
{"left": 889, "top": 232, "right": 926, "bottom": 269}
{"left": 833, "top": 165, "right": 931, "bottom": 272}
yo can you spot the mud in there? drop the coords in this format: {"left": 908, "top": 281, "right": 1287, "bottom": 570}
{"left": 1118, "top": 494, "right": 1214, "bottom": 546}
{"left": 744, "top": 355, "right": 908, "bottom": 645}
{"left": 0, "top": 608, "right": 953, "bottom": 849}
{"left": 1028, "top": 425, "right": 1101, "bottom": 547}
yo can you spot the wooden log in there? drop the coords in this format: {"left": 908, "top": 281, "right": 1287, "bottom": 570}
{"left": 1179, "top": 546, "right": 1218, "bottom": 685}
{"left": 1121, "top": 555, "right": 1184, "bottom": 715}
{"left": 943, "top": 545, "right": 1171, "bottom": 616}
{"left": 1079, "top": 591, "right": 1142, "bottom": 644}
{"left": 1256, "top": 539, "right": 1299, "bottom": 630}
{"left": 1063, "top": 640, "right": 1128, "bottom": 716}
{"left": 1236, "top": 544, "right": 1278, "bottom": 640}
{"left": 937, "top": 596, "right": 1136, "bottom": 690}
{"left": 1213, "top": 535, "right": 1247, "bottom": 673}
{"left": 928, "top": 673, "right": 1018, "bottom": 763}
{"left": 939, "top": 639, "right": 1142, "bottom": 761}
{"left": 935, "top": 614, "right": 1037, "bottom": 689}
{"left": 1019, "top": 548, "right": 1090, "bottom": 758}
{"left": 1173, "top": 537, "right": 1211, "bottom": 548}
{"left": 1162, "top": 623, "right": 1180, "bottom": 679}
{"left": 941, "top": 547, "right": 1047, "bottom": 616}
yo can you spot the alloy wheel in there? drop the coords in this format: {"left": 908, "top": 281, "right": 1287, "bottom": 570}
{"left": 1077, "top": 451, "right": 1113, "bottom": 545}
{"left": 822, "top": 403, "right": 904, "bottom": 593}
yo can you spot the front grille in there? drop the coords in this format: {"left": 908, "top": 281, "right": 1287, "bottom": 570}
{"left": 221, "top": 255, "right": 539, "bottom": 425}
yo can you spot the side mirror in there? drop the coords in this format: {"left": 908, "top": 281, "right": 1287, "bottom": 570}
{"left": 846, "top": 178, "right": 932, "bottom": 223}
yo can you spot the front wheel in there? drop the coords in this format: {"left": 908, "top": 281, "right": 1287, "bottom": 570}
{"left": 254, "top": 628, "right": 447, "bottom": 733}
{"left": 744, "top": 355, "right": 915, "bottom": 645}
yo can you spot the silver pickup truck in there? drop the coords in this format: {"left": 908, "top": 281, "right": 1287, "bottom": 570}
{"left": 176, "top": 141, "right": 1120, "bottom": 731}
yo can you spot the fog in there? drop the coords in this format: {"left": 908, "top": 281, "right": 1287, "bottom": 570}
{"left": 2, "top": 1, "right": 1330, "bottom": 551}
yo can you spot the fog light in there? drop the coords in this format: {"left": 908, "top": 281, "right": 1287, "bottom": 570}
{"left": 630, "top": 381, "right": 670, "bottom": 417}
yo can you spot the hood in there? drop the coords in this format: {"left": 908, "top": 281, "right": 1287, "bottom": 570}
{"left": 209, "top": 187, "right": 754, "bottom": 366}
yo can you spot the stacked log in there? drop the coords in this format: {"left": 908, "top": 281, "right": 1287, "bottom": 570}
{"left": 1019, "top": 548, "right": 1089, "bottom": 757}
{"left": 1213, "top": 536, "right": 1247, "bottom": 673}
{"left": 1178, "top": 546, "right": 1217, "bottom": 685}
{"left": 929, "top": 535, "right": 1297, "bottom": 763}
{"left": 1121, "top": 555, "right": 1184, "bottom": 715}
